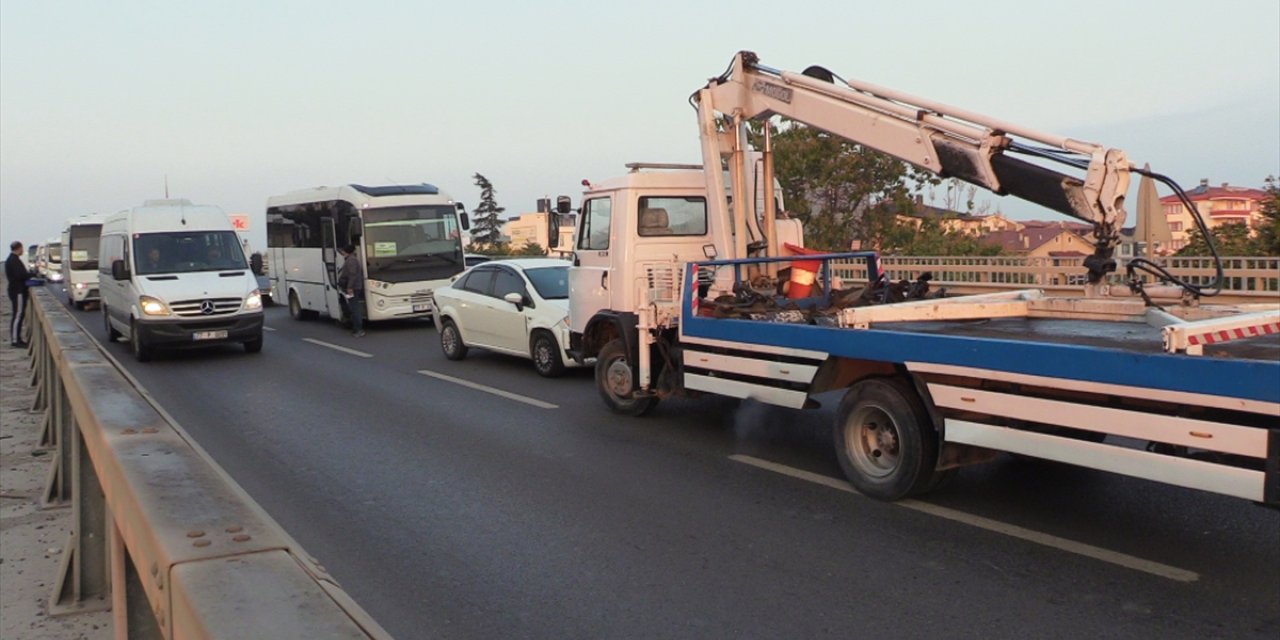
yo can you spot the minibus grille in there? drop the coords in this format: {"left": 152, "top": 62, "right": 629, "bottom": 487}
{"left": 170, "top": 297, "right": 243, "bottom": 317}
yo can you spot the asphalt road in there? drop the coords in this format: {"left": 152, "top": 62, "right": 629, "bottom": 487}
{"left": 62, "top": 293, "right": 1279, "bottom": 639}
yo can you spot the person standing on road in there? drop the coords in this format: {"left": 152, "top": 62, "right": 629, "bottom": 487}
{"left": 6, "top": 241, "right": 33, "bottom": 347}
{"left": 337, "top": 244, "right": 365, "bottom": 337}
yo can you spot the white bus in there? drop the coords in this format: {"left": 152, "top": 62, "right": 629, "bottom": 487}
{"left": 42, "top": 236, "right": 64, "bottom": 284}
{"left": 266, "top": 184, "right": 470, "bottom": 324}
{"left": 61, "top": 214, "right": 106, "bottom": 309}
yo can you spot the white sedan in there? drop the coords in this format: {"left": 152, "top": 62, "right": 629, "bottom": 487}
{"left": 431, "top": 258, "right": 578, "bottom": 377}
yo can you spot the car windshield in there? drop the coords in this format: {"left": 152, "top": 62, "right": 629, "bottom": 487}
{"left": 363, "top": 205, "right": 463, "bottom": 283}
{"left": 524, "top": 266, "right": 568, "bottom": 300}
{"left": 68, "top": 225, "right": 102, "bottom": 270}
{"left": 133, "top": 231, "right": 247, "bottom": 275}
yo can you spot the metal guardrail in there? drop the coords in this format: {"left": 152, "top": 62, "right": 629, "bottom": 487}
{"left": 25, "top": 287, "right": 392, "bottom": 639}
{"left": 831, "top": 255, "right": 1280, "bottom": 299}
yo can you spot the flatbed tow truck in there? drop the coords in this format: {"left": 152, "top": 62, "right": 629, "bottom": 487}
{"left": 554, "top": 51, "right": 1280, "bottom": 504}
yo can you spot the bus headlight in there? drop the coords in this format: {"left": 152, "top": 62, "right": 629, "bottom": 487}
{"left": 139, "top": 295, "right": 171, "bottom": 316}
{"left": 75, "top": 282, "right": 86, "bottom": 290}
{"left": 368, "top": 279, "right": 387, "bottom": 290}
{"left": 244, "top": 290, "right": 262, "bottom": 310}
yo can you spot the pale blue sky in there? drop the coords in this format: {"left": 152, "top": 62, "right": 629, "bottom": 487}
{"left": 3, "top": 0, "right": 1277, "bottom": 249}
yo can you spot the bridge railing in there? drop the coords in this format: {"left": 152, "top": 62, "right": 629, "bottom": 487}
{"left": 25, "top": 287, "right": 392, "bottom": 639}
{"left": 830, "top": 255, "right": 1280, "bottom": 298}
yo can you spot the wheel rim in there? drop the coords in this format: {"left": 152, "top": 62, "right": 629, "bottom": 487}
{"left": 534, "top": 337, "right": 553, "bottom": 371}
{"left": 442, "top": 325, "right": 458, "bottom": 354}
{"left": 843, "top": 404, "right": 901, "bottom": 479}
{"left": 604, "top": 356, "right": 634, "bottom": 400}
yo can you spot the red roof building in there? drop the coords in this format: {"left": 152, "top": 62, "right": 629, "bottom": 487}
{"left": 1160, "top": 180, "right": 1268, "bottom": 250}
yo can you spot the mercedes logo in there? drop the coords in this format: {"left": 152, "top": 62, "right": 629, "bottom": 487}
{"left": 200, "top": 300, "right": 216, "bottom": 315}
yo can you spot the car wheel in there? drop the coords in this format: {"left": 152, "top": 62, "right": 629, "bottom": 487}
{"left": 440, "top": 319, "right": 468, "bottom": 360}
{"left": 130, "top": 320, "right": 152, "bottom": 362}
{"left": 531, "top": 331, "right": 566, "bottom": 378}
{"left": 103, "top": 307, "right": 122, "bottom": 342}
{"left": 595, "top": 338, "right": 657, "bottom": 416}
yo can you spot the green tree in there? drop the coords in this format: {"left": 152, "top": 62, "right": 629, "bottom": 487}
{"left": 1176, "top": 222, "right": 1256, "bottom": 256}
{"left": 1256, "top": 175, "right": 1279, "bottom": 256}
{"left": 514, "top": 242, "right": 547, "bottom": 257}
{"left": 465, "top": 241, "right": 511, "bottom": 256}
{"left": 750, "top": 120, "right": 929, "bottom": 251}
{"left": 470, "top": 172, "right": 505, "bottom": 248}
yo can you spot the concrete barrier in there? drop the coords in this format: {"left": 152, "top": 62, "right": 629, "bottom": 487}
{"left": 26, "top": 288, "right": 392, "bottom": 639}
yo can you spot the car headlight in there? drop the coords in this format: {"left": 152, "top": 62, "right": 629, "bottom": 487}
{"left": 139, "top": 295, "right": 170, "bottom": 316}
{"left": 244, "top": 290, "right": 262, "bottom": 310}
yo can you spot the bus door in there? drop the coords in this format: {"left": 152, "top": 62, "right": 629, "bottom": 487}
{"left": 321, "top": 217, "right": 344, "bottom": 320}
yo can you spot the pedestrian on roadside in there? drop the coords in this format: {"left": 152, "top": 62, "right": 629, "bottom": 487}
{"left": 6, "top": 241, "right": 33, "bottom": 347}
{"left": 337, "top": 244, "right": 365, "bottom": 337}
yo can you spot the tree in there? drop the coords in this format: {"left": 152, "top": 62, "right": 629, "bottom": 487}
{"left": 1176, "top": 222, "right": 1256, "bottom": 256}
{"left": 514, "top": 242, "right": 547, "bottom": 257}
{"left": 470, "top": 173, "right": 505, "bottom": 248}
{"left": 749, "top": 120, "right": 930, "bottom": 251}
{"left": 1256, "top": 175, "right": 1279, "bottom": 256}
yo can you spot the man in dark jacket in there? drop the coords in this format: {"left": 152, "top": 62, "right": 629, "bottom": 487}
{"left": 6, "top": 240, "right": 33, "bottom": 347}
{"left": 337, "top": 244, "right": 365, "bottom": 337}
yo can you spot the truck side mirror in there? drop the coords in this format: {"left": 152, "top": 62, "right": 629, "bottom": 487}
{"left": 556, "top": 195, "right": 572, "bottom": 214}
{"left": 548, "top": 213, "right": 561, "bottom": 250}
{"left": 348, "top": 218, "right": 363, "bottom": 240}
{"left": 111, "top": 259, "right": 130, "bottom": 280}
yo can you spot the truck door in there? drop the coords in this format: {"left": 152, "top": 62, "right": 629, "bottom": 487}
{"left": 321, "top": 217, "right": 343, "bottom": 320}
{"left": 568, "top": 195, "right": 615, "bottom": 334}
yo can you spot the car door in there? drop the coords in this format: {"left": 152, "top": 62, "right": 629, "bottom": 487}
{"left": 451, "top": 267, "right": 495, "bottom": 346}
{"left": 484, "top": 267, "right": 532, "bottom": 353}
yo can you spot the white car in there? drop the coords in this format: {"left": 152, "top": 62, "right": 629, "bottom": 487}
{"left": 432, "top": 258, "right": 578, "bottom": 377}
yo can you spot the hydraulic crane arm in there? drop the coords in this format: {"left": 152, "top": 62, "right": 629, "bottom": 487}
{"left": 694, "top": 51, "right": 1132, "bottom": 282}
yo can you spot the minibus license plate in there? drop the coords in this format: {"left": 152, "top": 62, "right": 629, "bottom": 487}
{"left": 193, "top": 330, "right": 228, "bottom": 341}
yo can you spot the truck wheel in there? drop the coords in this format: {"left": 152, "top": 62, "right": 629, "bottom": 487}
{"left": 103, "top": 307, "right": 122, "bottom": 342}
{"left": 130, "top": 320, "right": 152, "bottom": 362}
{"left": 440, "top": 319, "right": 468, "bottom": 360}
{"left": 596, "top": 339, "right": 657, "bottom": 416}
{"left": 833, "top": 378, "right": 941, "bottom": 501}
{"left": 531, "top": 331, "right": 566, "bottom": 378}
{"left": 244, "top": 335, "right": 264, "bottom": 354}
{"left": 289, "top": 292, "right": 305, "bottom": 321}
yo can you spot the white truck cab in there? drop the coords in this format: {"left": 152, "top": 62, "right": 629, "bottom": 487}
{"left": 99, "top": 199, "right": 265, "bottom": 361}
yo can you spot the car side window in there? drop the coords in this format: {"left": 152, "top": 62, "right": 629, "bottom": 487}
{"left": 461, "top": 268, "right": 494, "bottom": 295}
{"left": 492, "top": 269, "right": 525, "bottom": 300}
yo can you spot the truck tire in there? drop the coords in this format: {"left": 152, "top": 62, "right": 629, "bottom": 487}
{"left": 439, "top": 318, "right": 468, "bottom": 361}
{"left": 833, "top": 378, "right": 942, "bottom": 501}
{"left": 595, "top": 338, "right": 657, "bottom": 416}
{"left": 130, "top": 320, "right": 152, "bottom": 362}
{"left": 531, "top": 331, "right": 566, "bottom": 378}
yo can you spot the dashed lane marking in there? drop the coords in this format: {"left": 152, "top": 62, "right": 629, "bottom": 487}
{"left": 416, "top": 370, "right": 558, "bottom": 409}
{"left": 302, "top": 338, "right": 372, "bottom": 358}
{"left": 728, "top": 454, "right": 1199, "bottom": 583}
{"left": 263, "top": 326, "right": 276, "bottom": 332}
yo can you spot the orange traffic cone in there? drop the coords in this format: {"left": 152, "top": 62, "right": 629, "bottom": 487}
{"left": 783, "top": 243, "right": 822, "bottom": 299}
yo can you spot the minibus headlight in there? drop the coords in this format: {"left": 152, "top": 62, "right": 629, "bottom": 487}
{"left": 139, "top": 295, "right": 170, "bottom": 316}
{"left": 244, "top": 290, "right": 262, "bottom": 310}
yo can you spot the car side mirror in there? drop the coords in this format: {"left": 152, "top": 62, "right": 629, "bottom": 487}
{"left": 111, "top": 259, "right": 130, "bottom": 280}
{"left": 503, "top": 291, "right": 524, "bottom": 311}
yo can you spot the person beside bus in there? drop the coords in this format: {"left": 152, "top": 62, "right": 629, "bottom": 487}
{"left": 337, "top": 244, "right": 365, "bottom": 337}
{"left": 6, "top": 241, "right": 33, "bottom": 348}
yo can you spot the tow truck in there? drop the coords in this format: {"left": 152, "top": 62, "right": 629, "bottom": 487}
{"left": 551, "top": 51, "right": 1280, "bottom": 504}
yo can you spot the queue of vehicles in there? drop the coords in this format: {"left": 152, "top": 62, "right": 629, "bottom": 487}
{"left": 40, "top": 50, "right": 1277, "bottom": 509}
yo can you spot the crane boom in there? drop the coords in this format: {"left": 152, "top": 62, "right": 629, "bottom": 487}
{"left": 694, "top": 51, "right": 1132, "bottom": 282}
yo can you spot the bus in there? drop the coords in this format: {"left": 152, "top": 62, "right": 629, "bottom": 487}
{"left": 61, "top": 214, "right": 106, "bottom": 309}
{"left": 42, "top": 236, "right": 64, "bottom": 284}
{"left": 266, "top": 184, "right": 470, "bottom": 324}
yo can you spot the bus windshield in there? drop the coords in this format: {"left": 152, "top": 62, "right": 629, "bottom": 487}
{"left": 363, "top": 205, "right": 462, "bottom": 283}
{"left": 48, "top": 244, "right": 62, "bottom": 263}
{"left": 133, "top": 231, "right": 247, "bottom": 275}
{"left": 68, "top": 225, "right": 102, "bottom": 270}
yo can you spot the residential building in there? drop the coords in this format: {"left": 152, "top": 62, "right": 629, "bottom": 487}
{"left": 1162, "top": 180, "right": 1269, "bottom": 251}
{"left": 979, "top": 221, "right": 1095, "bottom": 258}
{"left": 501, "top": 211, "right": 576, "bottom": 256}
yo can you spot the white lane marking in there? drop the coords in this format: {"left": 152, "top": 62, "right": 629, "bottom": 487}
{"left": 263, "top": 326, "right": 277, "bottom": 332}
{"left": 728, "top": 454, "right": 1199, "bottom": 583}
{"left": 416, "top": 370, "right": 558, "bottom": 409}
{"left": 302, "top": 338, "right": 372, "bottom": 358}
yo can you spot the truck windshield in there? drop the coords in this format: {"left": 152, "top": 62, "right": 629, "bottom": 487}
{"left": 68, "top": 225, "right": 102, "bottom": 270}
{"left": 133, "top": 231, "right": 247, "bottom": 275}
{"left": 363, "top": 205, "right": 462, "bottom": 283}
{"left": 524, "top": 266, "right": 569, "bottom": 300}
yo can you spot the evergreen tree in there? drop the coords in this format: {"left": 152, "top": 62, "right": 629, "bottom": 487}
{"left": 470, "top": 173, "right": 505, "bottom": 248}
{"left": 1256, "top": 175, "right": 1279, "bottom": 256}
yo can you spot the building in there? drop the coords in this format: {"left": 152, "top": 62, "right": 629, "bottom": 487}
{"left": 894, "top": 197, "right": 1023, "bottom": 235}
{"left": 979, "top": 221, "right": 1094, "bottom": 258}
{"left": 501, "top": 211, "right": 576, "bottom": 256}
{"left": 1162, "top": 180, "right": 1269, "bottom": 251}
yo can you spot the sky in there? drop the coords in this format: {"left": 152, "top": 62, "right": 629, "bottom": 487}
{"left": 2, "top": 0, "right": 1277, "bottom": 250}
